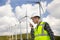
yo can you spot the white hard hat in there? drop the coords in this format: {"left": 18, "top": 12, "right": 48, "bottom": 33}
{"left": 31, "top": 13, "right": 40, "bottom": 18}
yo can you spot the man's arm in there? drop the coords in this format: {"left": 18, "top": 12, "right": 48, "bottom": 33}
{"left": 31, "top": 28, "right": 34, "bottom": 38}
{"left": 44, "top": 22, "right": 55, "bottom": 40}
{"left": 30, "top": 23, "right": 34, "bottom": 39}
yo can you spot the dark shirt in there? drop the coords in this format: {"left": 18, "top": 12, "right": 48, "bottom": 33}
{"left": 31, "top": 22, "right": 55, "bottom": 40}
{"left": 31, "top": 28, "right": 34, "bottom": 39}
{"left": 44, "top": 22, "right": 55, "bottom": 40}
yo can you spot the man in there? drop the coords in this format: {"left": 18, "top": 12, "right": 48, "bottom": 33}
{"left": 30, "top": 14, "right": 55, "bottom": 40}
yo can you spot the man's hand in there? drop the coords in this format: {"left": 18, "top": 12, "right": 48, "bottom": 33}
{"left": 30, "top": 23, "right": 33, "bottom": 28}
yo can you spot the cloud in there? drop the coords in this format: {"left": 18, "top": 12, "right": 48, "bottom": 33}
{"left": 15, "top": 1, "right": 47, "bottom": 19}
{"left": 43, "top": 0, "right": 60, "bottom": 36}
{"left": 47, "top": 0, "right": 60, "bottom": 19}
{"left": 0, "top": 4, "right": 20, "bottom": 35}
{"left": 0, "top": 4, "right": 14, "bottom": 17}
{"left": 15, "top": 4, "right": 39, "bottom": 18}
{"left": 0, "top": 16, "right": 19, "bottom": 35}
{"left": 43, "top": 15, "right": 60, "bottom": 36}
{"left": 0, "top": 16, "right": 19, "bottom": 26}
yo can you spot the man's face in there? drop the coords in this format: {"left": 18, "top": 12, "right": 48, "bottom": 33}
{"left": 31, "top": 17, "right": 39, "bottom": 24}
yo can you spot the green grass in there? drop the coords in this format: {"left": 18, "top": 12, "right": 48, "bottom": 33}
{"left": 0, "top": 36, "right": 8, "bottom": 40}
{"left": 55, "top": 36, "right": 60, "bottom": 40}
{"left": 0, "top": 34, "right": 60, "bottom": 40}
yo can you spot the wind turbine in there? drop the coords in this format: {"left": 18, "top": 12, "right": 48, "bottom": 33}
{"left": 27, "top": 0, "right": 44, "bottom": 20}
{"left": 19, "top": 8, "right": 29, "bottom": 40}
{"left": 14, "top": 8, "right": 29, "bottom": 40}
{"left": 26, "top": 8, "right": 29, "bottom": 40}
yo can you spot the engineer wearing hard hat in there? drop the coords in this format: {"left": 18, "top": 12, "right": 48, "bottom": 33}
{"left": 30, "top": 13, "right": 55, "bottom": 40}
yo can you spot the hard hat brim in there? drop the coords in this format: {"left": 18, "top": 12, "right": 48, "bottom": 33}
{"left": 31, "top": 16, "right": 40, "bottom": 19}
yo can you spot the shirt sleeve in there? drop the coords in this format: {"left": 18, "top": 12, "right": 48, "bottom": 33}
{"left": 44, "top": 22, "right": 55, "bottom": 40}
{"left": 31, "top": 28, "right": 34, "bottom": 39}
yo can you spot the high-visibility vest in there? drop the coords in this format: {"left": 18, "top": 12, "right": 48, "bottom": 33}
{"left": 34, "top": 22, "right": 51, "bottom": 40}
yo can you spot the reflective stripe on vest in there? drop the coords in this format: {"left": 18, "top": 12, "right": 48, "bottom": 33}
{"left": 35, "top": 34, "right": 48, "bottom": 37}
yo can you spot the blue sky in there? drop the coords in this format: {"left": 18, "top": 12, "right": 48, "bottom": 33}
{"left": 0, "top": 0, "right": 53, "bottom": 6}
{"left": 0, "top": 0, "right": 7, "bottom": 6}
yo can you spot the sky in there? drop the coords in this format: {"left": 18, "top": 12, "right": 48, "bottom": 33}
{"left": 0, "top": 0, "right": 60, "bottom": 36}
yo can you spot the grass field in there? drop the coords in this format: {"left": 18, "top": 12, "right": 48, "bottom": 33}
{"left": 0, "top": 34, "right": 60, "bottom": 40}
